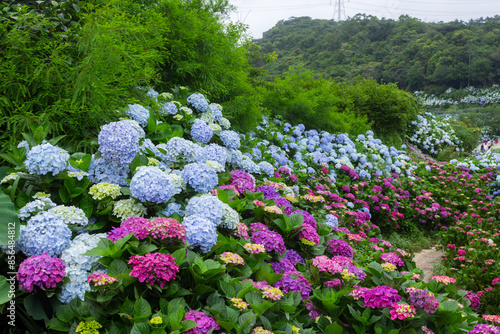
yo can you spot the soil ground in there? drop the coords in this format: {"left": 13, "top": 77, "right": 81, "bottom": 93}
{"left": 412, "top": 247, "right": 445, "bottom": 282}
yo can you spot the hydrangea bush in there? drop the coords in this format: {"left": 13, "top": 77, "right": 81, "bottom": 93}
{"left": 1, "top": 89, "right": 499, "bottom": 334}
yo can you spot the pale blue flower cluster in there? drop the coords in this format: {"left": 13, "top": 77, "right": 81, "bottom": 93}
{"left": 182, "top": 163, "right": 218, "bottom": 193}
{"left": 220, "top": 130, "right": 240, "bottom": 149}
{"left": 98, "top": 120, "right": 140, "bottom": 166}
{"left": 88, "top": 157, "right": 130, "bottom": 186}
{"left": 130, "top": 167, "right": 175, "bottom": 203}
{"left": 408, "top": 113, "right": 462, "bottom": 155}
{"left": 191, "top": 120, "right": 213, "bottom": 144}
{"left": 324, "top": 214, "right": 339, "bottom": 228}
{"left": 183, "top": 214, "right": 217, "bottom": 253}
{"left": 159, "top": 102, "right": 178, "bottom": 115}
{"left": 202, "top": 144, "right": 227, "bottom": 166}
{"left": 18, "top": 212, "right": 72, "bottom": 257}
{"left": 220, "top": 202, "right": 239, "bottom": 229}
{"left": 160, "top": 202, "right": 185, "bottom": 217}
{"left": 125, "top": 104, "right": 150, "bottom": 127}
{"left": 17, "top": 140, "right": 30, "bottom": 153}
{"left": 185, "top": 195, "right": 223, "bottom": 226}
{"left": 18, "top": 197, "right": 56, "bottom": 221}
{"left": 59, "top": 233, "right": 106, "bottom": 304}
{"left": 159, "top": 137, "right": 201, "bottom": 163}
{"left": 25, "top": 143, "right": 69, "bottom": 176}
{"left": 208, "top": 104, "right": 222, "bottom": 121}
{"left": 49, "top": 205, "right": 89, "bottom": 226}
{"left": 187, "top": 93, "right": 209, "bottom": 113}
{"left": 258, "top": 161, "right": 274, "bottom": 177}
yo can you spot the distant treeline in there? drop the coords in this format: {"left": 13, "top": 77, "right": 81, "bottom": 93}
{"left": 254, "top": 15, "right": 500, "bottom": 93}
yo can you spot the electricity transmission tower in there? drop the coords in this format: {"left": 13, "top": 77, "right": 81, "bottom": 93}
{"left": 331, "top": 0, "right": 349, "bottom": 21}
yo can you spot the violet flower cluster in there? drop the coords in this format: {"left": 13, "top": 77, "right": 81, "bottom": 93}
{"left": 17, "top": 253, "right": 66, "bottom": 292}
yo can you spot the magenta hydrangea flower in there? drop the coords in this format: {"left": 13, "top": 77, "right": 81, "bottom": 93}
{"left": 327, "top": 239, "right": 354, "bottom": 258}
{"left": 305, "top": 301, "right": 321, "bottom": 319}
{"left": 325, "top": 279, "right": 341, "bottom": 288}
{"left": 274, "top": 274, "right": 312, "bottom": 301}
{"left": 331, "top": 256, "right": 354, "bottom": 267}
{"left": 128, "top": 252, "right": 179, "bottom": 288}
{"left": 274, "top": 197, "right": 293, "bottom": 215}
{"left": 390, "top": 303, "right": 416, "bottom": 320}
{"left": 17, "top": 253, "right": 65, "bottom": 292}
{"left": 107, "top": 216, "right": 150, "bottom": 242}
{"left": 297, "top": 224, "right": 319, "bottom": 245}
{"left": 380, "top": 252, "right": 404, "bottom": 267}
{"left": 344, "top": 265, "right": 366, "bottom": 281}
{"left": 232, "top": 222, "right": 249, "bottom": 239}
{"left": 250, "top": 222, "right": 269, "bottom": 232}
{"left": 251, "top": 230, "right": 286, "bottom": 254}
{"left": 463, "top": 291, "right": 481, "bottom": 311}
{"left": 184, "top": 311, "right": 220, "bottom": 334}
{"left": 229, "top": 170, "right": 255, "bottom": 194}
{"left": 363, "top": 286, "right": 401, "bottom": 308}
{"left": 468, "top": 324, "right": 500, "bottom": 334}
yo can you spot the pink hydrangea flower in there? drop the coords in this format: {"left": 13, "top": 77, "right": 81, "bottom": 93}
{"left": 363, "top": 286, "right": 401, "bottom": 308}
{"left": 431, "top": 275, "right": 456, "bottom": 285}
{"left": 87, "top": 272, "right": 118, "bottom": 286}
{"left": 390, "top": 303, "right": 416, "bottom": 320}
{"left": 128, "top": 252, "right": 179, "bottom": 288}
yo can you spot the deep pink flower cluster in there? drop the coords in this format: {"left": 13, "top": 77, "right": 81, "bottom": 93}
{"left": 325, "top": 279, "right": 341, "bottom": 288}
{"left": 128, "top": 252, "right": 179, "bottom": 288}
{"left": 363, "top": 286, "right": 402, "bottom": 308}
{"left": 349, "top": 285, "right": 370, "bottom": 300}
{"left": 327, "top": 239, "right": 354, "bottom": 258}
{"left": 389, "top": 303, "right": 416, "bottom": 320}
{"left": 312, "top": 256, "right": 342, "bottom": 274}
{"left": 380, "top": 252, "right": 404, "bottom": 267}
{"left": 232, "top": 222, "right": 249, "bottom": 239}
{"left": 492, "top": 277, "right": 500, "bottom": 285}
{"left": 17, "top": 253, "right": 65, "bottom": 292}
{"left": 184, "top": 310, "right": 220, "bottom": 334}
{"left": 108, "top": 217, "right": 186, "bottom": 243}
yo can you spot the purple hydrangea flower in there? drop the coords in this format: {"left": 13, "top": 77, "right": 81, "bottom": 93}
{"left": 291, "top": 210, "right": 317, "bottom": 230}
{"left": 256, "top": 185, "right": 279, "bottom": 200}
{"left": 274, "top": 197, "right": 293, "bottom": 215}
{"left": 230, "top": 170, "right": 255, "bottom": 194}
{"left": 363, "top": 286, "right": 401, "bottom": 308}
{"left": 327, "top": 239, "right": 354, "bottom": 258}
{"left": 251, "top": 229, "right": 286, "bottom": 254}
{"left": 274, "top": 274, "right": 312, "bottom": 301}
{"left": 184, "top": 310, "right": 220, "bottom": 334}
{"left": 17, "top": 253, "right": 65, "bottom": 291}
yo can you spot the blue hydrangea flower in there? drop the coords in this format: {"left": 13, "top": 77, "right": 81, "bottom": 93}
{"left": 183, "top": 214, "right": 217, "bottom": 253}
{"left": 187, "top": 93, "right": 209, "bottom": 113}
{"left": 258, "top": 161, "right": 274, "bottom": 177}
{"left": 88, "top": 157, "right": 130, "bottom": 186}
{"left": 58, "top": 268, "right": 90, "bottom": 304}
{"left": 325, "top": 214, "right": 339, "bottom": 228}
{"left": 182, "top": 163, "right": 218, "bottom": 193}
{"left": 185, "top": 195, "right": 223, "bottom": 226}
{"left": 98, "top": 120, "right": 140, "bottom": 166}
{"left": 240, "top": 156, "right": 261, "bottom": 174}
{"left": 61, "top": 233, "right": 106, "bottom": 272}
{"left": 160, "top": 202, "right": 185, "bottom": 217}
{"left": 17, "top": 140, "right": 30, "bottom": 154}
{"left": 125, "top": 104, "right": 150, "bottom": 127}
{"left": 220, "top": 130, "right": 240, "bottom": 149}
{"left": 208, "top": 104, "right": 222, "bottom": 121}
{"left": 226, "top": 149, "right": 243, "bottom": 167}
{"left": 159, "top": 102, "right": 178, "bottom": 115}
{"left": 18, "top": 212, "right": 72, "bottom": 257}
{"left": 18, "top": 197, "right": 56, "bottom": 221}
{"left": 191, "top": 120, "right": 213, "bottom": 144}
{"left": 130, "top": 166, "right": 175, "bottom": 203}
{"left": 25, "top": 143, "right": 69, "bottom": 176}
{"left": 159, "top": 137, "right": 201, "bottom": 163}
{"left": 202, "top": 144, "right": 227, "bottom": 166}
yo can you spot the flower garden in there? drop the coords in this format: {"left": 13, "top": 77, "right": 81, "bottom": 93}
{"left": 1, "top": 87, "right": 500, "bottom": 334}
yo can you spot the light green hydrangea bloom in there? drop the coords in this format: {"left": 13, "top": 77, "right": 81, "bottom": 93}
{"left": 49, "top": 205, "right": 89, "bottom": 226}
{"left": 206, "top": 160, "right": 224, "bottom": 173}
{"left": 88, "top": 182, "right": 121, "bottom": 201}
{"left": 112, "top": 198, "right": 146, "bottom": 220}
{"left": 219, "top": 117, "right": 231, "bottom": 129}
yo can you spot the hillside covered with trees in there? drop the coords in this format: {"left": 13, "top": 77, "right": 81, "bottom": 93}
{"left": 255, "top": 15, "right": 500, "bottom": 92}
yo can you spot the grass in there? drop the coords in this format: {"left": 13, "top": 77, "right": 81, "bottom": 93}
{"left": 385, "top": 228, "right": 438, "bottom": 254}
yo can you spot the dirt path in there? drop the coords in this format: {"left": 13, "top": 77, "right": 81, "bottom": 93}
{"left": 412, "top": 247, "right": 445, "bottom": 282}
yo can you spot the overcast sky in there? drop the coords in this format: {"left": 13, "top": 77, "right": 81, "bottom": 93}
{"left": 228, "top": 0, "right": 500, "bottom": 39}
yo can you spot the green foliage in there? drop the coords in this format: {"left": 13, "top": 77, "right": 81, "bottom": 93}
{"left": 341, "top": 77, "right": 419, "bottom": 145}
{"left": 255, "top": 15, "right": 500, "bottom": 91}
{"left": 259, "top": 67, "right": 372, "bottom": 135}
